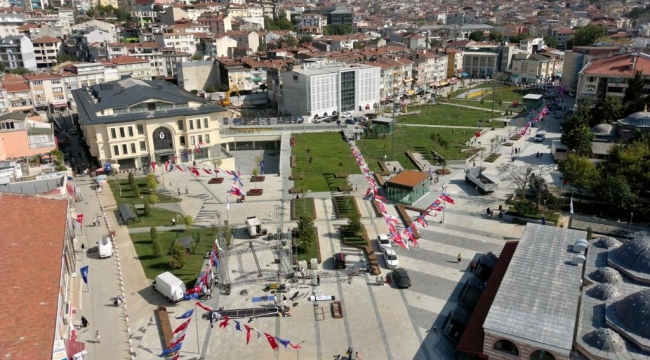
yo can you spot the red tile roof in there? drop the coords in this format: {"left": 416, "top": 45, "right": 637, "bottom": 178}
{"left": 457, "top": 241, "right": 519, "bottom": 355}
{"left": 0, "top": 194, "right": 68, "bottom": 359}
{"left": 32, "top": 36, "right": 61, "bottom": 44}
{"left": 386, "top": 170, "right": 429, "bottom": 189}
{"left": 111, "top": 55, "right": 148, "bottom": 65}
{"left": 584, "top": 53, "right": 650, "bottom": 76}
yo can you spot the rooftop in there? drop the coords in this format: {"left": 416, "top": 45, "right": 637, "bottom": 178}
{"left": 483, "top": 224, "right": 586, "bottom": 354}
{"left": 584, "top": 53, "right": 650, "bottom": 76}
{"left": 386, "top": 170, "right": 430, "bottom": 190}
{"left": 0, "top": 194, "right": 68, "bottom": 359}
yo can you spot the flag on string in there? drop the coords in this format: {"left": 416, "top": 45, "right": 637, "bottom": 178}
{"left": 275, "top": 337, "right": 291, "bottom": 349}
{"left": 265, "top": 333, "right": 279, "bottom": 351}
{"left": 80, "top": 265, "right": 89, "bottom": 284}
{"left": 189, "top": 167, "right": 200, "bottom": 176}
{"left": 175, "top": 309, "right": 194, "bottom": 319}
{"left": 219, "top": 315, "right": 230, "bottom": 328}
{"left": 257, "top": 330, "right": 262, "bottom": 344}
{"left": 195, "top": 302, "right": 212, "bottom": 311}
{"left": 226, "top": 196, "right": 230, "bottom": 211}
{"left": 195, "top": 142, "right": 203, "bottom": 154}
{"left": 169, "top": 334, "right": 185, "bottom": 348}
{"left": 170, "top": 329, "right": 187, "bottom": 346}
{"left": 76, "top": 213, "right": 84, "bottom": 223}
{"left": 440, "top": 193, "right": 455, "bottom": 204}
{"left": 234, "top": 320, "right": 242, "bottom": 332}
{"left": 166, "top": 161, "right": 173, "bottom": 172}
{"left": 244, "top": 325, "right": 252, "bottom": 345}
{"left": 158, "top": 343, "right": 182, "bottom": 357}
{"left": 570, "top": 196, "right": 574, "bottom": 215}
{"left": 290, "top": 343, "right": 302, "bottom": 349}
{"left": 173, "top": 319, "right": 191, "bottom": 334}
{"left": 203, "top": 168, "right": 213, "bottom": 176}
{"left": 151, "top": 162, "right": 156, "bottom": 171}
{"left": 416, "top": 216, "right": 428, "bottom": 228}
{"left": 211, "top": 248, "right": 219, "bottom": 268}
{"left": 260, "top": 160, "right": 264, "bottom": 173}
{"left": 175, "top": 165, "right": 185, "bottom": 172}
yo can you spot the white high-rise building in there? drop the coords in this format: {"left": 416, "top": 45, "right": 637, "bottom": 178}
{"left": 280, "top": 63, "right": 380, "bottom": 119}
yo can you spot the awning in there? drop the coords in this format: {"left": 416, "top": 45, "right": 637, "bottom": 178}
{"left": 461, "top": 72, "right": 469, "bottom": 77}
{"left": 432, "top": 81, "right": 440, "bottom": 86}
{"left": 252, "top": 77, "right": 262, "bottom": 82}
{"left": 439, "top": 81, "right": 448, "bottom": 86}
{"left": 53, "top": 103, "right": 68, "bottom": 107}
{"left": 65, "top": 339, "right": 86, "bottom": 359}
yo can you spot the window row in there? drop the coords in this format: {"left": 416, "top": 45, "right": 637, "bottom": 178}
{"left": 112, "top": 141, "right": 147, "bottom": 156}
{"left": 179, "top": 133, "right": 211, "bottom": 147}
{"left": 176, "top": 118, "right": 210, "bottom": 131}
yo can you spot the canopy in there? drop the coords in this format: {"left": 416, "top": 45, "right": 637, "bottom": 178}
{"left": 96, "top": 175, "right": 107, "bottom": 181}
{"left": 461, "top": 72, "right": 469, "bottom": 77}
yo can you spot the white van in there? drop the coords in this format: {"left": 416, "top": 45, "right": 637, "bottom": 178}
{"left": 153, "top": 272, "right": 187, "bottom": 303}
{"left": 534, "top": 130, "right": 546, "bottom": 142}
{"left": 98, "top": 235, "right": 113, "bottom": 258}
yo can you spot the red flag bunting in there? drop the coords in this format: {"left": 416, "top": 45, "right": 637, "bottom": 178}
{"left": 264, "top": 332, "right": 279, "bottom": 351}
{"left": 244, "top": 324, "right": 251, "bottom": 345}
{"left": 195, "top": 302, "right": 212, "bottom": 311}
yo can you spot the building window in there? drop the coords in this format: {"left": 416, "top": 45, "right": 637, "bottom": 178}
{"left": 119, "top": 127, "right": 125, "bottom": 138}
{"left": 137, "top": 124, "right": 144, "bottom": 135}
{"left": 205, "top": 134, "right": 210, "bottom": 144}
{"left": 111, "top": 128, "right": 117, "bottom": 139}
{"left": 189, "top": 120, "right": 194, "bottom": 130}
{"left": 128, "top": 126, "right": 134, "bottom": 137}
{"left": 122, "top": 144, "right": 128, "bottom": 154}
{"left": 494, "top": 340, "right": 519, "bottom": 356}
{"left": 197, "top": 119, "right": 201, "bottom": 129}
{"left": 190, "top": 136, "right": 195, "bottom": 145}
{"left": 180, "top": 136, "right": 186, "bottom": 146}
{"left": 204, "top": 118, "right": 209, "bottom": 128}
{"left": 177, "top": 120, "right": 184, "bottom": 130}
{"left": 33, "top": 80, "right": 43, "bottom": 85}
{"left": 340, "top": 70, "right": 356, "bottom": 112}
{"left": 530, "top": 350, "right": 555, "bottom": 360}
{"left": 130, "top": 143, "right": 136, "bottom": 153}
{"left": 140, "top": 141, "right": 146, "bottom": 151}
{"left": 113, "top": 145, "right": 119, "bottom": 156}
{"left": 198, "top": 135, "right": 203, "bottom": 144}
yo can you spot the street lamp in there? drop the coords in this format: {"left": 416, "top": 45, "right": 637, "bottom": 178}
{"left": 629, "top": 212, "right": 634, "bottom": 237}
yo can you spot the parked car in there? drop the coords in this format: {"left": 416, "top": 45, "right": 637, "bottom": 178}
{"left": 383, "top": 248, "right": 399, "bottom": 268}
{"left": 392, "top": 268, "right": 412, "bottom": 289}
{"left": 377, "top": 234, "right": 391, "bottom": 250}
{"left": 334, "top": 252, "right": 346, "bottom": 269}
{"left": 345, "top": 118, "right": 355, "bottom": 125}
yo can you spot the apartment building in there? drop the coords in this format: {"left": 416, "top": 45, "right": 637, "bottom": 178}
{"left": 224, "top": 30, "right": 259, "bottom": 54}
{"left": 576, "top": 52, "right": 650, "bottom": 103}
{"left": 71, "top": 20, "right": 118, "bottom": 41}
{"left": 32, "top": 36, "right": 61, "bottom": 69}
{"left": 26, "top": 73, "right": 67, "bottom": 110}
{"left": 66, "top": 29, "right": 114, "bottom": 61}
{"left": 561, "top": 45, "right": 625, "bottom": 91}
{"left": 197, "top": 13, "right": 232, "bottom": 36}
{"left": 548, "top": 27, "right": 575, "bottom": 50}
{"left": 0, "top": 111, "right": 56, "bottom": 158}
{"left": 109, "top": 55, "right": 151, "bottom": 80}
{"left": 89, "top": 42, "right": 165, "bottom": 78}
{"left": 295, "top": 14, "right": 326, "bottom": 31}
{"left": 217, "top": 57, "right": 252, "bottom": 91}
{"left": 0, "top": 7, "right": 26, "bottom": 38}
{"left": 375, "top": 57, "right": 414, "bottom": 98}
{"left": 71, "top": 78, "right": 230, "bottom": 169}
{"left": 462, "top": 51, "right": 498, "bottom": 79}
{"left": 406, "top": 50, "right": 449, "bottom": 92}
{"left": 3, "top": 74, "right": 34, "bottom": 112}
{"left": 280, "top": 63, "right": 381, "bottom": 118}
{"left": 61, "top": 62, "right": 118, "bottom": 99}
{"left": 0, "top": 35, "right": 37, "bottom": 71}
{"left": 162, "top": 47, "right": 191, "bottom": 78}
{"left": 197, "top": 33, "right": 237, "bottom": 58}
{"left": 153, "top": 26, "right": 199, "bottom": 54}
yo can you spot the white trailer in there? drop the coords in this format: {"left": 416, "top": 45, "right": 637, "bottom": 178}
{"left": 153, "top": 272, "right": 186, "bottom": 303}
{"left": 465, "top": 167, "right": 498, "bottom": 193}
{"left": 246, "top": 216, "right": 263, "bottom": 237}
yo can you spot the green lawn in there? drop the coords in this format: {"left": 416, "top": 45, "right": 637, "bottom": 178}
{"left": 130, "top": 227, "right": 232, "bottom": 287}
{"left": 397, "top": 104, "right": 506, "bottom": 126}
{"left": 332, "top": 196, "right": 359, "bottom": 218}
{"left": 108, "top": 177, "right": 183, "bottom": 228}
{"left": 292, "top": 198, "right": 316, "bottom": 219}
{"left": 296, "top": 236, "right": 319, "bottom": 262}
{"left": 292, "top": 133, "right": 360, "bottom": 192}
{"left": 357, "top": 126, "right": 474, "bottom": 172}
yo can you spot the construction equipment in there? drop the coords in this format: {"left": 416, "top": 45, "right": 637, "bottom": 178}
{"left": 218, "top": 84, "right": 240, "bottom": 106}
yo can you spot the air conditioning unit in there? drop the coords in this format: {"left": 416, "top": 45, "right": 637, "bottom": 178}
{"left": 570, "top": 254, "right": 586, "bottom": 265}
{"left": 573, "top": 239, "right": 588, "bottom": 253}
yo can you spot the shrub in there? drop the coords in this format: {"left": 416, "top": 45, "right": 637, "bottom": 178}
{"left": 184, "top": 215, "right": 194, "bottom": 229}
{"left": 150, "top": 227, "right": 158, "bottom": 241}
{"left": 148, "top": 194, "right": 159, "bottom": 205}
{"left": 147, "top": 174, "right": 159, "bottom": 191}
{"left": 347, "top": 213, "right": 362, "bottom": 234}
{"left": 168, "top": 242, "right": 186, "bottom": 269}
{"left": 128, "top": 172, "right": 135, "bottom": 183}
{"left": 143, "top": 201, "right": 151, "bottom": 216}
{"left": 152, "top": 239, "right": 162, "bottom": 258}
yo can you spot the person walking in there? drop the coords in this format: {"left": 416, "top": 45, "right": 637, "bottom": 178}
{"left": 355, "top": 351, "right": 362, "bottom": 359}
{"left": 95, "top": 330, "right": 101, "bottom": 344}
{"left": 316, "top": 274, "right": 321, "bottom": 286}
{"left": 92, "top": 217, "right": 97, "bottom": 227}
{"left": 171, "top": 218, "right": 176, "bottom": 227}
{"left": 185, "top": 186, "right": 188, "bottom": 194}
{"left": 457, "top": 253, "right": 462, "bottom": 263}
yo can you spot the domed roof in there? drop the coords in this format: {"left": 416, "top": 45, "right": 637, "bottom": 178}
{"left": 615, "top": 289, "right": 650, "bottom": 338}
{"left": 590, "top": 267, "right": 622, "bottom": 284}
{"left": 619, "top": 107, "right": 650, "bottom": 127}
{"left": 611, "top": 237, "right": 650, "bottom": 274}
{"left": 591, "top": 124, "right": 614, "bottom": 136}
{"left": 594, "top": 237, "right": 622, "bottom": 249}
{"left": 583, "top": 328, "right": 627, "bottom": 353}
{"left": 587, "top": 284, "right": 621, "bottom": 300}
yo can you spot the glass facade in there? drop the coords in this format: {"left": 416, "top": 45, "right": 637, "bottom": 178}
{"left": 386, "top": 178, "right": 431, "bottom": 204}
{"left": 340, "top": 71, "right": 356, "bottom": 112}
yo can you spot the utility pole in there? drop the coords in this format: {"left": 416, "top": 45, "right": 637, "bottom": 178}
{"left": 491, "top": 79, "right": 496, "bottom": 119}
{"left": 390, "top": 102, "right": 397, "bottom": 160}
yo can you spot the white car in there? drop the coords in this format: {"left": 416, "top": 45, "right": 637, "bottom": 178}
{"left": 341, "top": 111, "right": 353, "bottom": 118}
{"left": 383, "top": 248, "right": 400, "bottom": 268}
{"left": 377, "top": 234, "right": 391, "bottom": 250}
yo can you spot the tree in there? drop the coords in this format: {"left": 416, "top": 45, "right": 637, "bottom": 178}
{"left": 468, "top": 30, "right": 484, "bottom": 41}
{"left": 191, "top": 54, "right": 202, "bottom": 60}
{"left": 347, "top": 213, "right": 362, "bottom": 234}
{"left": 128, "top": 172, "right": 135, "bottom": 184}
{"left": 205, "top": 85, "right": 216, "bottom": 93}
{"left": 592, "top": 175, "right": 638, "bottom": 212}
{"left": 557, "top": 154, "right": 598, "bottom": 191}
{"left": 150, "top": 226, "right": 158, "bottom": 241}
{"left": 543, "top": 35, "right": 559, "bottom": 48}
{"left": 56, "top": 54, "right": 77, "bottom": 63}
{"left": 148, "top": 194, "right": 159, "bottom": 205}
{"left": 143, "top": 201, "right": 151, "bottom": 216}
{"left": 623, "top": 71, "right": 646, "bottom": 115}
{"left": 599, "top": 138, "right": 650, "bottom": 194}
{"left": 430, "top": 39, "right": 442, "bottom": 48}
{"left": 561, "top": 124, "right": 594, "bottom": 156}
{"left": 295, "top": 215, "right": 315, "bottom": 254}
{"left": 151, "top": 227, "right": 162, "bottom": 257}
{"left": 147, "top": 174, "right": 159, "bottom": 192}
{"left": 299, "top": 36, "right": 313, "bottom": 43}
{"left": 257, "top": 42, "right": 267, "bottom": 52}
{"left": 184, "top": 215, "right": 194, "bottom": 230}
{"left": 324, "top": 24, "right": 355, "bottom": 35}
{"left": 10, "top": 67, "right": 29, "bottom": 75}
{"left": 589, "top": 95, "right": 623, "bottom": 126}
{"left": 570, "top": 24, "right": 607, "bottom": 47}
{"left": 168, "top": 242, "right": 186, "bottom": 269}
{"left": 497, "top": 163, "right": 535, "bottom": 199}
{"left": 508, "top": 33, "right": 529, "bottom": 44}
{"left": 489, "top": 30, "right": 503, "bottom": 42}
{"left": 282, "top": 35, "right": 298, "bottom": 48}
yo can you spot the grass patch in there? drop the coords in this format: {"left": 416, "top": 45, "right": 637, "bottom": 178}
{"left": 357, "top": 126, "right": 473, "bottom": 172}
{"left": 485, "top": 153, "right": 501, "bottom": 162}
{"left": 108, "top": 177, "right": 184, "bottom": 228}
{"left": 130, "top": 227, "right": 232, "bottom": 288}
{"left": 398, "top": 104, "right": 500, "bottom": 126}
{"left": 292, "top": 197, "right": 316, "bottom": 220}
{"left": 295, "top": 231, "right": 320, "bottom": 263}
{"left": 291, "top": 133, "right": 359, "bottom": 192}
{"left": 332, "top": 196, "right": 359, "bottom": 218}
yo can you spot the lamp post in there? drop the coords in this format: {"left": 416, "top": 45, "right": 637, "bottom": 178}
{"left": 441, "top": 183, "right": 448, "bottom": 224}
{"left": 390, "top": 100, "right": 397, "bottom": 160}
{"left": 491, "top": 79, "right": 497, "bottom": 119}
{"left": 629, "top": 213, "right": 634, "bottom": 237}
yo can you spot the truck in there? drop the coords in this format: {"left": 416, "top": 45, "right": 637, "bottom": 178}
{"left": 465, "top": 167, "right": 498, "bottom": 193}
{"left": 98, "top": 235, "right": 113, "bottom": 258}
{"left": 153, "top": 272, "right": 187, "bottom": 303}
{"left": 246, "top": 216, "right": 263, "bottom": 238}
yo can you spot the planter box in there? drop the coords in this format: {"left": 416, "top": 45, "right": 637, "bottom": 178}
{"left": 334, "top": 173, "right": 348, "bottom": 178}
{"left": 338, "top": 185, "right": 353, "bottom": 192}
{"left": 288, "top": 175, "right": 303, "bottom": 180}
{"left": 289, "top": 187, "right": 303, "bottom": 194}
{"left": 247, "top": 189, "right": 263, "bottom": 196}
{"left": 250, "top": 176, "right": 265, "bottom": 182}
{"left": 502, "top": 213, "right": 555, "bottom": 226}
{"left": 485, "top": 154, "right": 501, "bottom": 163}
{"left": 436, "top": 169, "right": 452, "bottom": 175}
{"left": 208, "top": 177, "right": 224, "bottom": 184}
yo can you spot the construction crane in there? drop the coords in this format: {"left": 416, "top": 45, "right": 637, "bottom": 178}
{"left": 218, "top": 84, "right": 241, "bottom": 107}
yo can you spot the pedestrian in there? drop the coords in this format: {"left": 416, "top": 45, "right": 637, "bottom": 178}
{"left": 393, "top": 166, "right": 396, "bottom": 173}
{"left": 471, "top": 261, "right": 477, "bottom": 272}
{"left": 269, "top": 212, "right": 273, "bottom": 221}
{"left": 185, "top": 186, "right": 188, "bottom": 194}
{"left": 355, "top": 351, "right": 362, "bottom": 359}
{"left": 171, "top": 218, "right": 176, "bottom": 227}
{"left": 457, "top": 253, "right": 462, "bottom": 263}
{"left": 93, "top": 217, "right": 97, "bottom": 227}
{"left": 95, "top": 330, "right": 100, "bottom": 344}
{"left": 317, "top": 274, "right": 321, "bottom": 286}
{"left": 473, "top": 160, "right": 476, "bottom": 167}
{"left": 347, "top": 347, "right": 353, "bottom": 358}
{"left": 433, "top": 325, "right": 438, "bottom": 334}
{"left": 97, "top": 217, "right": 101, "bottom": 226}
{"left": 355, "top": 184, "right": 358, "bottom": 192}
{"left": 205, "top": 287, "right": 212, "bottom": 299}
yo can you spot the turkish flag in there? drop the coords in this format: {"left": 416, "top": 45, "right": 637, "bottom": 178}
{"left": 475, "top": 131, "right": 481, "bottom": 137}
{"left": 151, "top": 162, "right": 156, "bottom": 171}
{"left": 76, "top": 214, "right": 83, "bottom": 223}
